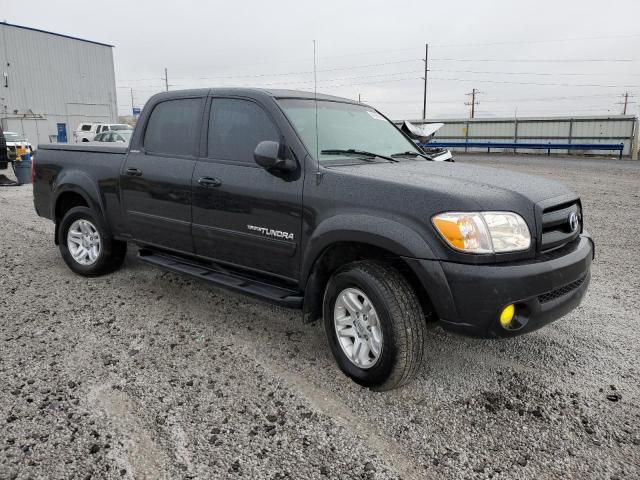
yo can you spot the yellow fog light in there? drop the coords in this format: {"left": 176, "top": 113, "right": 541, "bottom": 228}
{"left": 499, "top": 304, "right": 515, "bottom": 328}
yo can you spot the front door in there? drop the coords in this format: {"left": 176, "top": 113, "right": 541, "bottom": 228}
{"left": 56, "top": 123, "right": 67, "bottom": 143}
{"left": 192, "top": 97, "right": 304, "bottom": 280}
{"left": 120, "top": 96, "right": 204, "bottom": 252}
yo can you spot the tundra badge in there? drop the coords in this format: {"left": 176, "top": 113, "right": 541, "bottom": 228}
{"left": 247, "top": 225, "right": 294, "bottom": 241}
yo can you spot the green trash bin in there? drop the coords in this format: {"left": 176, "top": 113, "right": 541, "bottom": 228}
{"left": 13, "top": 153, "right": 32, "bottom": 185}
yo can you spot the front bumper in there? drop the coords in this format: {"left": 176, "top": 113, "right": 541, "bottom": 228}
{"left": 405, "top": 234, "right": 594, "bottom": 338}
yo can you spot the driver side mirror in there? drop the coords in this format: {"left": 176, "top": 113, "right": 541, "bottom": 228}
{"left": 254, "top": 141, "right": 296, "bottom": 172}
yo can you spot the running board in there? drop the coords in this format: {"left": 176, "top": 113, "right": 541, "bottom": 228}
{"left": 137, "top": 249, "right": 303, "bottom": 308}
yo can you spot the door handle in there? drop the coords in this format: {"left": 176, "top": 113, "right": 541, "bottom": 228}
{"left": 125, "top": 167, "right": 143, "bottom": 176}
{"left": 198, "top": 176, "right": 222, "bottom": 188}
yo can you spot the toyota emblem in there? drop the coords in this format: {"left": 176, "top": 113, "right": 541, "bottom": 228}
{"left": 568, "top": 212, "right": 579, "bottom": 232}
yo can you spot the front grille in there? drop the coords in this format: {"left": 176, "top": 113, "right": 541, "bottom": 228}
{"left": 540, "top": 201, "right": 581, "bottom": 252}
{"left": 538, "top": 276, "right": 586, "bottom": 303}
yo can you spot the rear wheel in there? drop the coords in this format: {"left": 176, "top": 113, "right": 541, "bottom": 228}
{"left": 323, "top": 260, "right": 426, "bottom": 390}
{"left": 58, "top": 206, "right": 126, "bottom": 276}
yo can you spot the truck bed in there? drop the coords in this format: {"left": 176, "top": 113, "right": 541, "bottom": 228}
{"left": 34, "top": 143, "right": 128, "bottom": 232}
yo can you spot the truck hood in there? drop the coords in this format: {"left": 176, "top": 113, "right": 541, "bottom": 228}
{"left": 328, "top": 160, "right": 575, "bottom": 208}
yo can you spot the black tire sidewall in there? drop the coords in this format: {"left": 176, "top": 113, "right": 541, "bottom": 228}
{"left": 323, "top": 266, "right": 398, "bottom": 388}
{"left": 58, "top": 206, "right": 115, "bottom": 276}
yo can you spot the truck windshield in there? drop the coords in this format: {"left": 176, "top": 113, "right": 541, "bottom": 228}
{"left": 278, "top": 99, "right": 420, "bottom": 164}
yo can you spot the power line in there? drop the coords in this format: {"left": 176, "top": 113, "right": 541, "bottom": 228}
{"left": 430, "top": 32, "right": 640, "bottom": 48}
{"left": 121, "top": 69, "right": 637, "bottom": 90}
{"left": 429, "top": 76, "right": 639, "bottom": 89}
{"left": 118, "top": 59, "right": 420, "bottom": 83}
{"left": 252, "top": 32, "right": 640, "bottom": 62}
{"left": 482, "top": 93, "right": 622, "bottom": 103}
{"left": 117, "top": 56, "right": 639, "bottom": 84}
{"left": 430, "top": 58, "right": 635, "bottom": 63}
{"left": 368, "top": 93, "right": 623, "bottom": 105}
{"left": 430, "top": 68, "right": 640, "bottom": 77}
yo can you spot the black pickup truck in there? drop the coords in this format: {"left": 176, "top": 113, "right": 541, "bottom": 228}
{"left": 33, "top": 89, "right": 593, "bottom": 390}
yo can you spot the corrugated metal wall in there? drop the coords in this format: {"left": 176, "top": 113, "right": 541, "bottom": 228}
{"left": 403, "top": 116, "right": 638, "bottom": 156}
{"left": 0, "top": 23, "right": 117, "bottom": 145}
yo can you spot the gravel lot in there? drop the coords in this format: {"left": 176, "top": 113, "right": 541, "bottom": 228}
{"left": 1, "top": 154, "right": 638, "bottom": 480}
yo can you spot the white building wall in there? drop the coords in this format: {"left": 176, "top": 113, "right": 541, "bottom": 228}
{"left": 401, "top": 115, "right": 638, "bottom": 157}
{"left": 0, "top": 22, "right": 117, "bottom": 146}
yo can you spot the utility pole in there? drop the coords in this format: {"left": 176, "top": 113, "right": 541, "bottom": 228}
{"left": 130, "top": 88, "right": 135, "bottom": 114}
{"left": 358, "top": 93, "right": 361, "bottom": 103}
{"left": 422, "top": 43, "right": 429, "bottom": 120}
{"left": 617, "top": 91, "right": 635, "bottom": 115}
{"left": 465, "top": 88, "right": 481, "bottom": 119}
{"left": 163, "top": 68, "right": 169, "bottom": 92}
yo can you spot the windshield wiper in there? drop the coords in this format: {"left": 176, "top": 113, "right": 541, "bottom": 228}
{"left": 391, "top": 151, "right": 434, "bottom": 161}
{"left": 321, "top": 149, "right": 399, "bottom": 163}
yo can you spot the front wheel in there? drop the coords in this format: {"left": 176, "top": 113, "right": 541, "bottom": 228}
{"left": 58, "top": 206, "right": 127, "bottom": 276}
{"left": 323, "top": 261, "right": 426, "bottom": 391}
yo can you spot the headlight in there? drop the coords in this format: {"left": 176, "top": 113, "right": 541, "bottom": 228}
{"left": 432, "top": 212, "right": 531, "bottom": 254}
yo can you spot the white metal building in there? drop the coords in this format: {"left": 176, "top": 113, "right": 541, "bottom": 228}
{"left": 405, "top": 115, "right": 639, "bottom": 158}
{"left": 0, "top": 22, "right": 117, "bottom": 146}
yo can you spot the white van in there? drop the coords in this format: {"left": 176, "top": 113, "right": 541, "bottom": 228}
{"left": 73, "top": 123, "right": 133, "bottom": 143}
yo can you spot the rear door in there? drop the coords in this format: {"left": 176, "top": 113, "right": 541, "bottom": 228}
{"left": 192, "top": 97, "right": 304, "bottom": 280}
{"left": 120, "top": 96, "right": 205, "bottom": 252}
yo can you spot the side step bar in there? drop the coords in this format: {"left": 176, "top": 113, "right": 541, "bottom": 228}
{"left": 138, "top": 249, "right": 303, "bottom": 308}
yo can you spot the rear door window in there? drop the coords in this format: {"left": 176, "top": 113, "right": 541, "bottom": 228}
{"left": 207, "top": 98, "right": 279, "bottom": 163}
{"left": 144, "top": 98, "right": 202, "bottom": 156}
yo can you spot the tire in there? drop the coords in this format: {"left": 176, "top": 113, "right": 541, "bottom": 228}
{"left": 58, "top": 206, "right": 127, "bottom": 276}
{"left": 323, "top": 260, "right": 426, "bottom": 391}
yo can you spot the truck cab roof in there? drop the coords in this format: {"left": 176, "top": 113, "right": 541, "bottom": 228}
{"left": 147, "top": 88, "right": 362, "bottom": 105}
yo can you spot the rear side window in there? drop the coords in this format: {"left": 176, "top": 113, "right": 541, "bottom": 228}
{"left": 144, "top": 98, "right": 202, "bottom": 156}
{"left": 208, "top": 98, "right": 279, "bottom": 163}
{"left": 81, "top": 124, "right": 91, "bottom": 131}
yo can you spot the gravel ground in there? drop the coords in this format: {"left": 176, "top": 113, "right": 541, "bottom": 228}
{"left": 0, "top": 154, "right": 638, "bottom": 480}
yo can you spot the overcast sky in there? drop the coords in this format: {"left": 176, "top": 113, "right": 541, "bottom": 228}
{"left": 3, "top": 0, "right": 640, "bottom": 119}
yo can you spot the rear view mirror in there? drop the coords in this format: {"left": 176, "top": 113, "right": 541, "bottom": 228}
{"left": 254, "top": 141, "right": 296, "bottom": 172}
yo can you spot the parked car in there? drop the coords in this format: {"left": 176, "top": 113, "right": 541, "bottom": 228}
{"left": 92, "top": 130, "right": 133, "bottom": 144}
{"left": 4, "top": 131, "right": 34, "bottom": 160}
{"left": 73, "top": 123, "right": 133, "bottom": 143}
{"left": 33, "top": 88, "right": 593, "bottom": 390}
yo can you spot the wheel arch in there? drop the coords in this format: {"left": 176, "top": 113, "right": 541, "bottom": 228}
{"left": 52, "top": 175, "right": 108, "bottom": 245}
{"left": 301, "top": 238, "right": 436, "bottom": 325}
{"left": 301, "top": 214, "right": 437, "bottom": 282}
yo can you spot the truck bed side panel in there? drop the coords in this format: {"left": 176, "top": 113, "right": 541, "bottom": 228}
{"left": 34, "top": 145, "right": 127, "bottom": 237}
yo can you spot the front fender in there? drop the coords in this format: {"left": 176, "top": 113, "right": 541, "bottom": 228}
{"left": 301, "top": 214, "right": 436, "bottom": 283}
